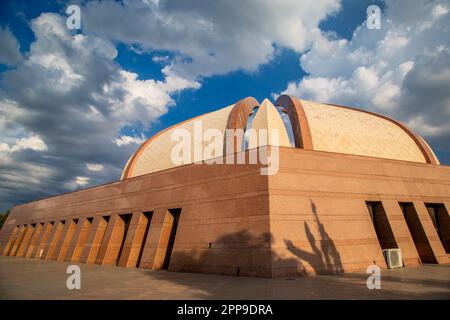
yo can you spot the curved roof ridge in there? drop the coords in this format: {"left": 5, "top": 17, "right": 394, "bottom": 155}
{"left": 122, "top": 97, "right": 259, "bottom": 179}
{"left": 121, "top": 95, "right": 440, "bottom": 180}
{"left": 319, "top": 101, "right": 439, "bottom": 165}
{"left": 122, "top": 104, "right": 233, "bottom": 179}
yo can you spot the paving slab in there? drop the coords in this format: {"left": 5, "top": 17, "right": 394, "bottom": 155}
{"left": 0, "top": 256, "right": 449, "bottom": 299}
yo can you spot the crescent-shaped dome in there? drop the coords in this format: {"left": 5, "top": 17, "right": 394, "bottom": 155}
{"left": 121, "top": 96, "right": 439, "bottom": 179}
{"left": 298, "top": 99, "right": 438, "bottom": 164}
{"left": 122, "top": 103, "right": 236, "bottom": 179}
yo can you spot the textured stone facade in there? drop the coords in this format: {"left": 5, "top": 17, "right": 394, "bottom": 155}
{"left": 1, "top": 96, "right": 448, "bottom": 277}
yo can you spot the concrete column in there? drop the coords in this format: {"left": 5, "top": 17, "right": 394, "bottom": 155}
{"left": 381, "top": 200, "right": 421, "bottom": 267}
{"left": 139, "top": 209, "right": 175, "bottom": 270}
{"left": 117, "top": 212, "right": 151, "bottom": 268}
{"left": 42, "top": 221, "right": 65, "bottom": 260}
{"left": 24, "top": 223, "right": 44, "bottom": 258}
{"left": 9, "top": 225, "right": 27, "bottom": 256}
{"left": 2, "top": 225, "right": 19, "bottom": 256}
{"left": 32, "top": 222, "right": 53, "bottom": 258}
{"left": 16, "top": 224, "right": 36, "bottom": 257}
{"left": 79, "top": 216, "right": 108, "bottom": 264}
{"left": 411, "top": 201, "right": 447, "bottom": 264}
{"left": 65, "top": 217, "right": 92, "bottom": 262}
{"left": 54, "top": 219, "right": 78, "bottom": 261}
{"left": 95, "top": 214, "right": 128, "bottom": 265}
{"left": 0, "top": 223, "right": 17, "bottom": 254}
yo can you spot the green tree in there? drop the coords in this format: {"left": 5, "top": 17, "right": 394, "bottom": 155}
{"left": 0, "top": 211, "right": 9, "bottom": 229}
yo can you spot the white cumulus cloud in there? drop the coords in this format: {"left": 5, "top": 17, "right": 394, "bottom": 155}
{"left": 86, "top": 163, "right": 104, "bottom": 171}
{"left": 82, "top": 0, "right": 341, "bottom": 79}
{"left": 277, "top": 0, "right": 450, "bottom": 162}
{"left": 0, "top": 135, "right": 47, "bottom": 153}
{"left": 74, "top": 176, "right": 90, "bottom": 186}
{"left": 114, "top": 135, "right": 146, "bottom": 147}
{"left": 0, "top": 12, "right": 199, "bottom": 210}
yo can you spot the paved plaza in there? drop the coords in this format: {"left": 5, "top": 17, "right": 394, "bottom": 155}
{"left": 0, "top": 256, "right": 448, "bottom": 299}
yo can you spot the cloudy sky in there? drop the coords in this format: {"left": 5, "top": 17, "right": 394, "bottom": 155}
{"left": 0, "top": 0, "right": 449, "bottom": 212}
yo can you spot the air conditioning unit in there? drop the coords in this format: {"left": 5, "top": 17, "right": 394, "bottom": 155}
{"left": 383, "top": 248, "right": 403, "bottom": 268}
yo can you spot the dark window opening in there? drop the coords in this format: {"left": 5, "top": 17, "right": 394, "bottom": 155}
{"left": 425, "top": 203, "right": 450, "bottom": 253}
{"left": 399, "top": 202, "right": 437, "bottom": 263}
{"left": 136, "top": 212, "right": 153, "bottom": 268}
{"left": 162, "top": 208, "right": 182, "bottom": 270}
{"left": 116, "top": 213, "right": 132, "bottom": 265}
{"left": 366, "top": 201, "right": 398, "bottom": 250}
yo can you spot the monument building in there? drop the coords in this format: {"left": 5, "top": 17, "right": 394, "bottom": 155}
{"left": 1, "top": 95, "right": 448, "bottom": 277}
